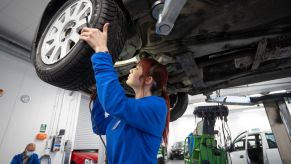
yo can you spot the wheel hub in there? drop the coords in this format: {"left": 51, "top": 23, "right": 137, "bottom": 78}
{"left": 60, "top": 21, "right": 76, "bottom": 42}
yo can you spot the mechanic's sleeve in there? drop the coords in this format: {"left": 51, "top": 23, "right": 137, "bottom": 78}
{"left": 10, "top": 156, "right": 17, "bottom": 164}
{"left": 91, "top": 52, "right": 167, "bottom": 136}
{"left": 91, "top": 95, "right": 113, "bottom": 135}
{"left": 10, "top": 154, "right": 21, "bottom": 164}
{"left": 30, "top": 154, "right": 40, "bottom": 164}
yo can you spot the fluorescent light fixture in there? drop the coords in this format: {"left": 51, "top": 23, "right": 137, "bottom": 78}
{"left": 248, "top": 94, "right": 262, "bottom": 97}
{"left": 269, "top": 90, "right": 286, "bottom": 94}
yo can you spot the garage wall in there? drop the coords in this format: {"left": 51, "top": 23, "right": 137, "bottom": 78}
{"left": 74, "top": 95, "right": 107, "bottom": 164}
{"left": 0, "top": 51, "right": 81, "bottom": 163}
{"left": 227, "top": 105, "right": 271, "bottom": 137}
{"left": 74, "top": 95, "right": 100, "bottom": 150}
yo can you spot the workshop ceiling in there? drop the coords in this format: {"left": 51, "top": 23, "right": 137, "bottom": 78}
{"left": 0, "top": 0, "right": 50, "bottom": 50}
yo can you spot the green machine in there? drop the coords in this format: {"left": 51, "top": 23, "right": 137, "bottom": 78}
{"left": 184, "top": 105, "right": 229, "bottom": 164}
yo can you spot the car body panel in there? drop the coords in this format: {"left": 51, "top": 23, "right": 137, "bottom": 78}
{"left": 229, "top": 133, "right": 247, "bottom": 164}
{"left": 265, "top": 149, "right": 282, "bottom": 164}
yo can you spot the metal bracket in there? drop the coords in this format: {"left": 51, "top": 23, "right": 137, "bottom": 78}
{"left": 251, "top": 39, "right": 267, "bottom": 71}
{"left": 176, "top": 52, "right": 205, "bottom": 89}
{"left": 206, "top": 95, "right": 254, "bottom": 105}
{"left": 206, "top": 92, "right": 291, "bottom": 105}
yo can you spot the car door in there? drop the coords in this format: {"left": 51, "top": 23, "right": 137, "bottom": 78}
{"left": 245, "top": 133, "right": 263, "bottom": 164}
{"left": 230, "top": 135, "right": 247, "bottom": 164}
{"left": 264, "top": 132, "right": 283, "bottom": 164}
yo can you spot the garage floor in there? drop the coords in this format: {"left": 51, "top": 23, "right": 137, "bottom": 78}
{"left": 166, "top": 160, "right": 184, "bottom": 164}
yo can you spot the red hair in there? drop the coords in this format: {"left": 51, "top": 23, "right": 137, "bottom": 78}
{"left": 138, "top": 58, "right": 170, "bottom": 146}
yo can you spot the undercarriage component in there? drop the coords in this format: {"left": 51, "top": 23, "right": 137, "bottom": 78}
{"left": 176, "top": 52, "right": 205, "bottom": 89}
{"left": 251, "top": 39, "right": 268, "bottom": 70}
{"left": 155, "top": 0, "right": 186, "bottom": 35}
{"left": 114, "top": 55, "right": 140, "bottom": 68}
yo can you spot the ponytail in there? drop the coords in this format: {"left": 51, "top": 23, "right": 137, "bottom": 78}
{"left": 137, "top": 58, "right": 170, "bottom": 146}
{"left": 162, "top": 87, "right": 170, "bottom": 146}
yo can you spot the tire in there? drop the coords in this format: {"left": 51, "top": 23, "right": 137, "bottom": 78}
{"left": 170, "top": 92, "right": 188, "bottom": 122}
{"left": 157, "top": 157, "right": 165, "bottom": 164}
{"left": 32, "top": 0, "right": 127, "bottom": 90}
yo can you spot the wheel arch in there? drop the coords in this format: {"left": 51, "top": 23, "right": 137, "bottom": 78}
{"left": 121, "top": 0, "right": 152, "bottom": 20}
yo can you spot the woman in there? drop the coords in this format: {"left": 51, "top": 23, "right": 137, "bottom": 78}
{"left": 80, "top": 23, "right": 170, "bottom": 163}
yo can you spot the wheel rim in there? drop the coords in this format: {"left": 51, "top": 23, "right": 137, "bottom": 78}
{"left": 39, "top": 0, "right": 93, "bottom": 65}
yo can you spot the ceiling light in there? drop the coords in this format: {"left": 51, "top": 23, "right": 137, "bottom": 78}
{"left": 269, "top": 90, "right": 286, "bottom": 94}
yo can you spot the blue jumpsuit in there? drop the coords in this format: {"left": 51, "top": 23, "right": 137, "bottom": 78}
{"left": 90, "top": 52, "right": 168, "bottom": 163}
{"left": 10, "top": 153, "right": 40, "bottom": 164}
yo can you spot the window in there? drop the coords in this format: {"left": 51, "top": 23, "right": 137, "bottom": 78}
{"left": 265, "top": 133, "right": 277, "bottom": 148}
{"left": 172, "top": 141, "right": 184, "bottom": 149}
{"left": 247, "top": 134, "right": 262, "bottom": 149}
{"left": 233, "top": 136, "right": 246, "bottom": 151}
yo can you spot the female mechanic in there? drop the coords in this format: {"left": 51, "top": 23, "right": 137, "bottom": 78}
{"left": 80, "top": 23, "right": 170, "bottom": 163}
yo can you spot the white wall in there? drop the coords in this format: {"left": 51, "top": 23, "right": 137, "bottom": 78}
{"left": 74, "top": 95, "right": 101, "bottom": 150}
{"left": 227, "top": 105, "right": 271, "bottom": 138}
{"left": 75, "top": 95, "right": 106, "bottom": 164}
{"left": 0, "top": 51, "right": 81, "bottom": 163}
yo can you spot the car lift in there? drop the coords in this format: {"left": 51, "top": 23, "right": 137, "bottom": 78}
{"left": 206, "top": 92, "right": 291, "bottom": 164}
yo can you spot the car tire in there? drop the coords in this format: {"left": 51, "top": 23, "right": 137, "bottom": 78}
{"left": 157, "top": 157, "right": 165, "bottom": 164}
{"left": 32, "top": 0, "right": 127, "bottom": 90}
{"left": 170, "top": 92, "right": 188, "bottom": 122}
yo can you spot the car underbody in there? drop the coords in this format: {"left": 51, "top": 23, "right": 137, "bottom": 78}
{"left": 32, "top": 0, "right": 291, "bottom": 120}
{"left": 118, "top": 0, "right": 291, "bottom": 96}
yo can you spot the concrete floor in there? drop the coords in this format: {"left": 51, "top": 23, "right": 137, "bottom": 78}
{"left": 166, "top": 160, "right": 184, "bottom": 164}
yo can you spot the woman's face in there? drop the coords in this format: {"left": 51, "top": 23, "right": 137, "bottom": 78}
{"left": 126, "top": 65, "right": 144, "bottom": 89}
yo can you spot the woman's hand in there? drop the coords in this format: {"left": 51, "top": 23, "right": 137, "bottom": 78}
{"left": 80, "top": 23, "right": 109, "bottom": 53}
